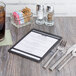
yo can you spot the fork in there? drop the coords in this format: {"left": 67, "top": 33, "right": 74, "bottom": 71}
{"left": 43, "top": 40, "right": 67, "bottom": 69}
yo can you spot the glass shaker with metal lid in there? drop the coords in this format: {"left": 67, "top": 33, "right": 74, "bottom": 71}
{"left": 45, "top": 6, "right": 54, "bottom": 26}
{"left": 36, "top": 5, "right": 44, "bottom": 25}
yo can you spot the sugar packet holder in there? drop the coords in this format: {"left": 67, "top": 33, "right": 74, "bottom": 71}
{"left": 10, "top": 7, "right": 33, "bottom": 28}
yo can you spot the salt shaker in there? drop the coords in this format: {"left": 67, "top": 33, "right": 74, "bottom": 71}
{"left": 36, "top": 5, "right": 44, "bottom": 25}
{"left": 45, "top": 6, "right": 54, "bottom": 26}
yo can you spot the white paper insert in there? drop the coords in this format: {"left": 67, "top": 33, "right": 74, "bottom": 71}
{"left": 14, "top": 31, "right": 58, "bottom": 58}
{"left": 11, "top": 49, "right": 40, "bottom": 60}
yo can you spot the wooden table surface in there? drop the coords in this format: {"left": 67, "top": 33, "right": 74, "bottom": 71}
{"left": 0, "top": 17, "right": 76, "bottom": 76}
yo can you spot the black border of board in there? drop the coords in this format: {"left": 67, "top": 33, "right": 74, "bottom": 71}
{"left": 8, "top": 29, "right": 62, "bottom": 63}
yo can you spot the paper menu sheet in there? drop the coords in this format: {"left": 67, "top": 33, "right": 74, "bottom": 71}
{"left": 14, "top": 31, "right": 58, "bottom": 58}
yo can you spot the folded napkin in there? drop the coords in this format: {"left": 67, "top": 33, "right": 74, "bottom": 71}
{"left": 0, "top": 30, "right": 13, "bottom": 46}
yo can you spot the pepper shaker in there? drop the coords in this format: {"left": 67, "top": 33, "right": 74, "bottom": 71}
{"left": 45, "top": 6, "right": 54, "bottom": 26}
{"left": 36, "top": 5, "right": 44, "bottom": 25}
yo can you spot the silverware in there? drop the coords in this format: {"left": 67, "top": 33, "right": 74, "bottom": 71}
{"left": 43, "top": 40, "right": 67, "bottom": 69}
{"left": 49, "top": 44, "right": 76, "bottom": 71}
{"left": 58, "top": 48, "right": 76, "bottom": 71}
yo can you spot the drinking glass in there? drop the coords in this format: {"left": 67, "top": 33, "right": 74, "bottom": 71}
{"left": 0, "top": 1, "right": 6, "bottom": 41}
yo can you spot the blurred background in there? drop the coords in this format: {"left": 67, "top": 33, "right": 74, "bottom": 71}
{"left": 0, "top": 0, "right": 76, "bottom": 17}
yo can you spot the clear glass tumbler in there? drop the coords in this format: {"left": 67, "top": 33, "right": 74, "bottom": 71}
{"left": 0, "top": 1, "right": 6, "bottom": 41}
